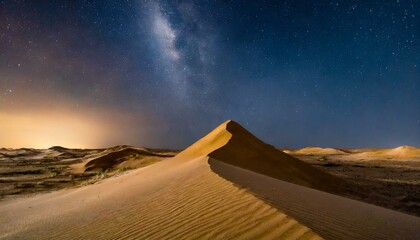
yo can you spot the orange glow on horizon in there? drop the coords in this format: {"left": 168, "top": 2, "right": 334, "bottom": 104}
{"left": 0, "top": 111, "right": 110, "bottom": 149}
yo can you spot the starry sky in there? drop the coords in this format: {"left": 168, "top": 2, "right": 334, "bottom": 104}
{"left": 0, "top": 0, "right": 419, "bottom": 149}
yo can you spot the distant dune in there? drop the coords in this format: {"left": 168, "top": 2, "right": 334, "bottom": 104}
{"left": 286, "top": 146, "right": 420, "bottom": 160}
{"left": 284, "top": 147, "right": 348, "bottom": 155}
{"left": 360, "top": 146, "right": 420, "bottom": 159}
{"left": 1, "top": 120, "right": 419, "bottom": 239}
{"left": 81, "top": 147, "right": 171, "bottom": 172}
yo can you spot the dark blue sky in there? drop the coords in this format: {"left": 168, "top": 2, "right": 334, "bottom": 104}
{"left": 1, "top": 0, "right": 419, "bottom": 148}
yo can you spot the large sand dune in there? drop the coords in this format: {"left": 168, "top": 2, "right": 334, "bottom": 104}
{"left": 178, "top": 120, "right": 347, "bottom": 194}
{"left": 1, "top": 120, "right": 419, "bottom": 239}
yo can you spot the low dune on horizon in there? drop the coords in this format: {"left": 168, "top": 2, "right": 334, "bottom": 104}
{"left": 284, "top": 145, "right": 420, "bottom": 159}
{"left": 1, "top": 120, "right": 419, "bottom": 239}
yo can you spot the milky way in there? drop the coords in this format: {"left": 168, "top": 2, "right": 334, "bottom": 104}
{"left": 0, "top": 1, "right": 419, "bottom": 148}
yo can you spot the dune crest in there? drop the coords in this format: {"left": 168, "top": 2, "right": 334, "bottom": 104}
{"left": 176, "top": 120, "right": 233, "bottom": 158}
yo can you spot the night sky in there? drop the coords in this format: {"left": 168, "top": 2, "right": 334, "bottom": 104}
{"left": 1, "top": 0, "right": 419, "bottom": 149}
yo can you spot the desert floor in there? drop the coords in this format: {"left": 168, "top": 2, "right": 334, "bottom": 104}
{"left": 1, "top": 121, "right": 419, "bottom": 239}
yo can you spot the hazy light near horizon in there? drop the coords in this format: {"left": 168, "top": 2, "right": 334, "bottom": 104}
{"left": 0, "top": 111, "right": 107, "bottom": 149}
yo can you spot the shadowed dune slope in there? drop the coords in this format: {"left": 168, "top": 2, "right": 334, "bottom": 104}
{"left": 178, "top": 120, "right": 346, "bottom": 194}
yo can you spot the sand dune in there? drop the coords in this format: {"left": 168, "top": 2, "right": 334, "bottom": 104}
{"left": 0, "top": 148, "right": 41, "bottom": 157}
{"left": 179, "top": 120, "right": 347, "bottom": 194}
{"left": 287, "top": 146, "right": 420, "bottom": 160}
{"left": 1, "top": 120, "right": 419, "bottom": 239}
{"left": 82, "top": 147, "right": 170, "bottom": 172}
{"left": 284, "top": 147, "right": 348, "bottom": 155}
{"left": 360, "top": 146, "right": 420, "bottom": 159}
{"left": 68, "top": 146, "right": 174, "bottom": 174}
{"left": 325, "top": 146, "right": 420, "bottom": 163}
{"left": 388, "top": 146, "right": 420, "bottom": 157}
